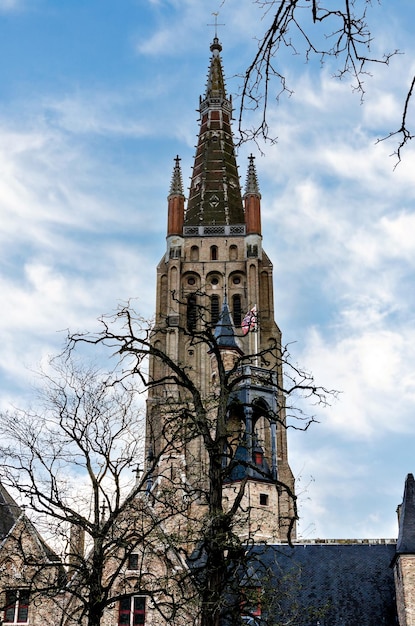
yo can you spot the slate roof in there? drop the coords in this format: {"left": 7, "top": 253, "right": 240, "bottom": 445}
{"left": 248, "top": 542, "right": 398, "bottom": 626}
{"left": 214, "top": 299, "right": 242, "bottom": 352}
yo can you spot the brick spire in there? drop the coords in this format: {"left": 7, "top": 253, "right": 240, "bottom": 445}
{"left": 167, "top": 155, "right": 185, "bottom": 236}
{"left": 185, "top": 38, "right": 244, "bottom": 227}
{"left": 244, "top": 154, "right": 262, "bottom": 235}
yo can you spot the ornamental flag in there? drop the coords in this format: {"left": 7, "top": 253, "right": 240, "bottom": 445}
{"left": 242, "top": 305, "right": 257, "bottom": 335}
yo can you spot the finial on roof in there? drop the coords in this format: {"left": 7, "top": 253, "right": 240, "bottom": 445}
{"left": 245, "top": 154, "right": 261, "bottom": 195}
{"left": 169, "top": 155, "right": 184, "bottom": 196}
{"left": 208, "top": 12, "right": 224, "bottom": 54}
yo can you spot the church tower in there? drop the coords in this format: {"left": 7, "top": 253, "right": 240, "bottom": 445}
{"left": 146, "top": 37, "right": 295, "bottom": 542}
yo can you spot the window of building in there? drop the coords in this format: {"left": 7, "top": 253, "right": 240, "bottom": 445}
{"left": 211, "top": 295, "right": 220, "bottom": 325}
{"left": 210, "top": 245, "right": 218, "bottom": 260}
{"left": 118, "top": 596, "right": 146, "bottom": 626}
{"left": 169, "top": 246, "right": 181, "bottom": 259}
{"left": 247, "top": 244, "right": 258, "bottom": 258}
{"left": 4, "top": 589, "right": 30, "bottom": 624}
{"left": 259, "top": 493, "right": 269, "bottom": 506}
{"left": 232, "top": 294, "right": 242, "bottom": 326}
{"left": 127, "top": 553, "right": 139, "bottom": 570}
{"left": 190, "top": 245, "right": 199, "bottom": 261}
{"left": 187, "top": 294, "right": 197, "bottom": 332}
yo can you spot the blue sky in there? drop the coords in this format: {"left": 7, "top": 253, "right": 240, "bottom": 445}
{"left": 1, "top": 0, "right": 415, "bottom": 540}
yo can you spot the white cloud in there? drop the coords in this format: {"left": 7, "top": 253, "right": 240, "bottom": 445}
{"left": 298, "top": 325, "right": 415, "bottom": 438}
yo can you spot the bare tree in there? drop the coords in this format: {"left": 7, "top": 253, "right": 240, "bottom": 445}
{"left": 0, "top": 297, "right": 336, "bottom": 626}
{"left": 0, "top": 358, "right": 196, "bottom": 626}
{"left": 64, "top": 302, "right": 336, "bottom": 626}
{"left": 237, "top": 0, "right": 413, "bottom": 160}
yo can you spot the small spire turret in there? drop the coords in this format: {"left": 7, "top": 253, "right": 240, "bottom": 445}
{"left": 244, "top": 154, "right": 262, "bottom": 235}
{"left": 169, "top": 155, "right": 184, "bottom": 197}
{"left": 245, "top": 154, "right": 261, "bottom": 196}
{"left": 167, "top": 155, "right": 185, "bottom": 236}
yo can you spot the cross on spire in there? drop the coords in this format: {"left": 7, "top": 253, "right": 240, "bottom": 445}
{"left": 207, "top": 12, "right": 225, "bottom": 39}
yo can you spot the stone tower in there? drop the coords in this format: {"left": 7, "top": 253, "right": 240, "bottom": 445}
{"left": 145, "top": 37, "right": 295, "bottom": 542}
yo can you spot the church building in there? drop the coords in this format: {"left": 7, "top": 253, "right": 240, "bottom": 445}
{"left": 1, "top": 34, "right": 415, "bottom": 626}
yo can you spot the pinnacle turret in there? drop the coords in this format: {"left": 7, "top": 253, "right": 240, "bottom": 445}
{"left": 169, "top": 155, "right": 184, "bottom": 197}
{"left": 243, "top": 155, "right": 262, "bottom": 235}
{"left": 167, "top": 155, "right": 185, "bottom": 237}
{"left": 244, "top": 154, "right": 261, "bottom": 197}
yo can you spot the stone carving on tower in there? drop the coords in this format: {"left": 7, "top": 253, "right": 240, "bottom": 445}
{"left": 145, "top": 36, "right": 296, "bottom": 544}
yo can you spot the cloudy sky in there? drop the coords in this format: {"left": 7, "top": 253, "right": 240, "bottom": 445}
{"left": 1, "top": 0, "right": 415, "bottom": 540}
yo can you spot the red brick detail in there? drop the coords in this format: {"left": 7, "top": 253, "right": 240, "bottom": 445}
{"left": 167, "top": 195, "right": 184, "bottom": 236}
{"left": 244, "top": 194, "right": 262, "bottom": 235}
